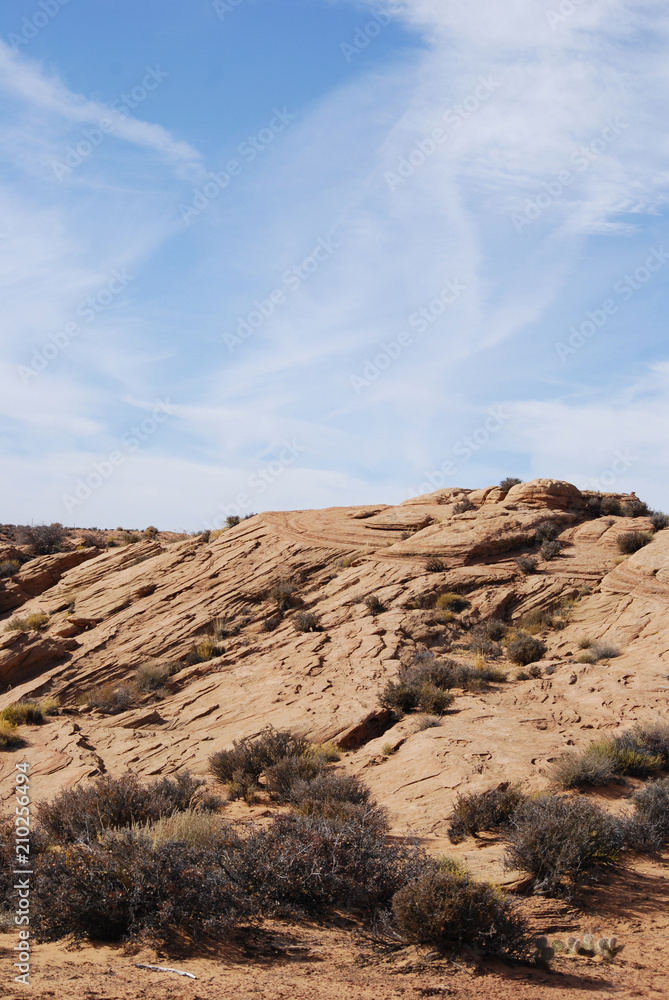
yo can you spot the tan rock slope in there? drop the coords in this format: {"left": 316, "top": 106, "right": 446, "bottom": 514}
{"left": 1, "top": 476, "right": 668, "bottom": 847}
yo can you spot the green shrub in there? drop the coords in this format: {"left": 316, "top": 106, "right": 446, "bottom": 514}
{"left": 0, "top": 700, "right": 44, "bottom": 725}
{"left": 506, "top": 633, "right": 546, "bottom": 665}
{"left": 0, "top": 720, "right": 23, "bottom": 749}
{"left": 505, "top": 795, "right": 625, "bottom": 897}
{"left": 7, "top": 612, "right": 49, "bottom": 633}
{"left": 617, "top": 531, "right": 652, "bottom": 555}
{"left": 448, "top": 784, "right": 527, "bottom": 843}
{"left": 551, "top": 724, "right": 669, "bottom": 789}
{"left": 500, "top": 478, "right": 522, "bottom": 491}
{"left": 436, "top": 592, "right": 468, "bottom": 612}
{"left": 37, "top": 771, "right": 205, "bottom": 843}
{"left": 392, "top": 869, "right": 528, "bottom": 957}
{"left": 184, "top": 635, "right": 223, "bottom": 664}
{"left": 650, "top": 511, "right": 669, "bottom": 531}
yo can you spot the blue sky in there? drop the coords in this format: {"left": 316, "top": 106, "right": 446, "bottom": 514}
{"left": 1, "top": 0, "right": 668, "bottom": 530}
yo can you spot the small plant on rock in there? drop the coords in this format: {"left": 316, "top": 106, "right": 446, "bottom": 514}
{"left": 436, "top": 592, "right": 468, "bottom": 612}
{"left": 292, "top": 611, "right": 322, "bottom": 633}
{"left": 365, "top": 595, "right": 387, "bottom": 615}
{"left": 425, "top": 557, "right": 445, "bottom": 573}
{"left": 515, "top": 555, "right": 538, "bottom": 575}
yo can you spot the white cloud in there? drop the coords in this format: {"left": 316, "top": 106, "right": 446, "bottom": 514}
{"left": 0, "top": 39, "right": 203, "bottom": 176}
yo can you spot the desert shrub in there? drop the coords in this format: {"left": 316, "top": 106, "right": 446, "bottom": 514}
{"left": 268, "top": 579, "right": 295, "bottom": 610}
{"left": 540, "top": 539, "right": 562, "bottom": 561}
{"left": 392, "top": 869, "right": 528, "bottom": 957}
{"left": 230, "top": 811, "right": 429, "bottom": 916}
{"left": 506, "top": 633, "right": 546, "bottom": 665}
{"left": 517, "top": 608, "right": 555, "bottom": 632}
{"left": 86, "top": 682, "right": 136, "bottom": 714}
{"left": 425, "top": 557, "right": 445, "bottom": 573}
{"left": 184, "top": 635, "right": 223, "bottom": 664}
{"left": 578, "top": 636, "right": 593, "bottom": 649}
{"left": 552, "top": 724, "right": 669, "bottom": 790}
{"left": 382, "top": 656, "right": 503, "bottom": 716}
{"left": 617, "top": 531, "right": 652, "bottom": 555}
{"left": 0, "top": 700, "right": 44, "bottom": 726}
{"left": 39, "top": 695, "right": 60, "bottom": 715}
{"left": 7, "top": 612, "right": 49, "bottom": 633}
{"left": 590, "top": 643, "right": 620, "bottom": 660}
{"left": 481, "top": 618, "right": 508, "bottom": 641}
{"left": 630, "top": 721, "right": 669, "bottom": 767}
{"left": 626, "top": 778, "right": 669, "bottom": 852}
{"left": 365, "top": 594, "right": 387, "bottom": 614}
{"left": 37, "top": 771, "right": 204, "bottom": 844}
{"left": 226, "top": 515, "right": 241, "bottom": 528}
{"left": 505, "top": 795, "right": 625, "bottom": 897}
{"left": 80, "top": 532, "right": 106, "bottom": 548}
{"left": 535, "top": 521, "right": 561, "bottom": 543}
{"left": 622, "top": 498, "right": 650, "bottom": 518}
{"left": 264, "top": 755, "right": 326, "bottom": 801}
{"left": 413, "top": 714, "right": 442, "bottom": 731}
{"left": 0, "top": 560, "right": 20, "bottom": 578}
{"left": 292, "top": 771, "right": 370, "bottom": 814}
{"left": 262, "top": 616, "right": 281, "bottom": 631}
{"left": 0, "top": 720, "right": 23, "bottom": 749}
{"left": 292, "top": 611, "right": 322, "bottom": 633}
{"left": 120, "top": 532, "right": 141, "bottom": 545}
{"left": 465, "top": 630, "right": 503, "bottom": 658}
{"left": 650, "top": 511, "right": 669, "bottom": 531}
{"left": 453, "top": 499, "right": 476, "bottom": 514}
{"left": 212, "top": 616, "right": 240, "bottom": 640}
{"left": 448, "top": 784, "right": 526, "bottom": 843}
{"left": 143, "top": 525, "right": 159, "bottom": 539}
{"left": 500, "top": 477, "right": 522, "bottom": 491}
{"left": 209, "top": 727, "right": 311, "bottom": 792}
{"left": 134, "top": 660, "right": 181, "bottom": 692}
{"left": 32, "top": 831, "right": 250, "bottom": 944}
{"left": 436, "top": 592, "right": 468, "bottom": 612}
{"left": 515, "top": 555, "right": 538, "bottom": 575}
{"left": 17, "top": 523, "right": 65, "bottom": 556}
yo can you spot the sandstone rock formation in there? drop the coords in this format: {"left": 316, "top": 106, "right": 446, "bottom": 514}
{"left": 0, "top": 478, "right": 666, "bottom": 849}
